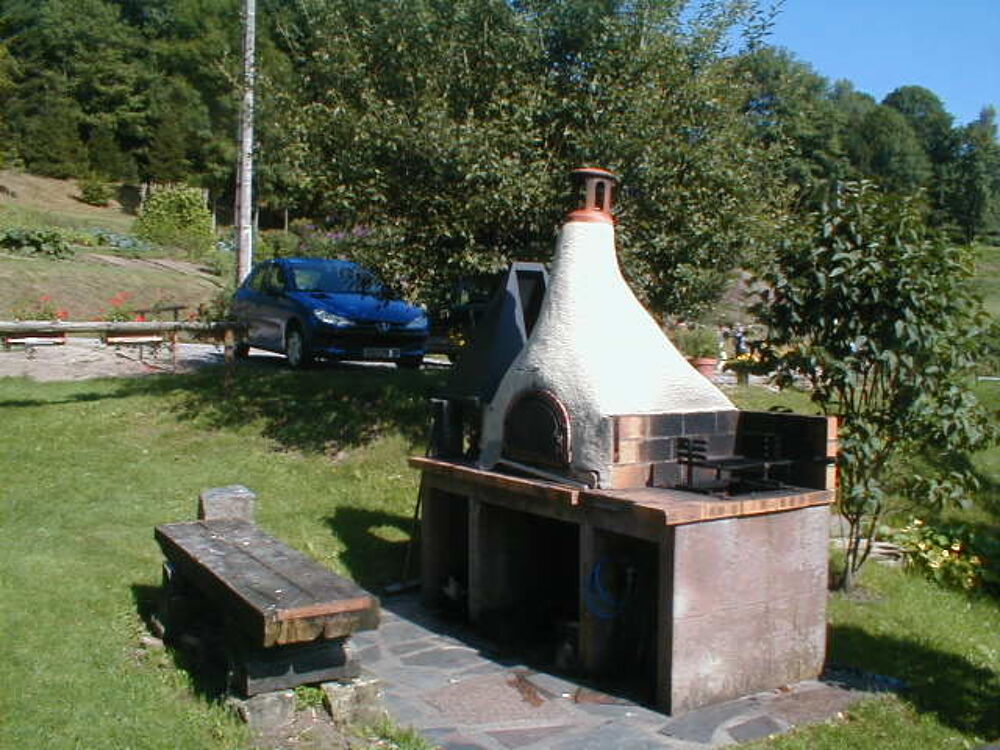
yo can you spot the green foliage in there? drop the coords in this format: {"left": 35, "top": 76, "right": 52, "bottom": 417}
{"left": 9, "top": 294, "right": 68, "bottom": 320}
{"left": 135, "top": 186, "right": 213, "bottom": 256}
{"left": 883, "top": 85, "right": 956, "bottom": 166}
{"left": 258, "top": 229, "right": 301, "bottom": 260}
{"left": 361, "top": 716, "right": 436, "bottom": 750}
{"left": 293, "top": 685, "right": 325, "bottom": 710}
{"left": 755, "top": 181, "right": 997, "bottom": 589}
{"left": 849, "top": 106, "right": 932, "bottom": 194}
{"left": 947, "top": 108, "right": 1000, "bottom": 243}
{"left": 671, "top": 325, "right": 720, "bottom": 359}
{"left": 266, "top": 0, "right": 787, "bottom": 318}
{"left": 888, "top": 518, "right": 999, "bottom": 593}
{"left": 0, "top": 226, "right": 75, "bottom": 258}
{"left": 78, "top": 175, "right": 113, "bottom": 206}
{"left": 739, "top": 48, "right": 849, "bottom": 199}
{"left": 87, "top": 227, "right": 152, "bottom": 253}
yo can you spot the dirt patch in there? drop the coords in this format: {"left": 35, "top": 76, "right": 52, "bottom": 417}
{"left": 0, "top": 337, "right": 228, "bottom": 381}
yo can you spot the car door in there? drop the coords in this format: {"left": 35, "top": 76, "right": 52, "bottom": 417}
{"left": 254, "top": 263, "right": 295, "bottom": 351}
{"left": 233, "top": 264, "right": 272, "bottom": 350}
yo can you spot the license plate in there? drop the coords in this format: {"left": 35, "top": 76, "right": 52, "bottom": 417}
{"left": 363, "top": 347, "right": 400, "bottom": 359}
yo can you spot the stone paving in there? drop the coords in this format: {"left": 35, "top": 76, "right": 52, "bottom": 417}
{"left": 352, "top": 593, "right": 874, "bottom": 749}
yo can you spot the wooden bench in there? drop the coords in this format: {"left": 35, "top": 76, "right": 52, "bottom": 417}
{"left": 155, "top": 519, "right": 379, "bottom": 693}
{"left": 104, "top": 332, "right": 169, "bottom": 361}
{"left": 2, "top": 332, "right": 67, "bottom": 358}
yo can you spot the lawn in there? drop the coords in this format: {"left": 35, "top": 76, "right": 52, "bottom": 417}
{"left": 0, "top": 365, "right": 441, "bottom": 749}
{"left": 0, "top": 370, "right": 997, "bottom": 748}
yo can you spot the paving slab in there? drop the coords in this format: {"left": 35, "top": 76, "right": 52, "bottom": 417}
{"left": 362, "top": 592, "right": 875, "bottom": 748}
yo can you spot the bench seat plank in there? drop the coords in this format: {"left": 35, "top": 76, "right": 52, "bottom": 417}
{"left": 155, "top": 520, "right": 379, "bottom": 647}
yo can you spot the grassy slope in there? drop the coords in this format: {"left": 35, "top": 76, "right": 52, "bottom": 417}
{"left": 0, "top": 170, "right": 135, "bottom": 232}
{"left": 1, "top": 172, "right": 224, "bottom": 319}
{"left": 0, "top": 256, "right": 222, "bottom": 320}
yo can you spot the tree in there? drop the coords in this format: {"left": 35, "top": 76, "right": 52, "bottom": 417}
{"left": 1, "top": 0, "right": 150, "bottom": 176}
{"left": 738, "top": 47, "right": 849, "bottom": 203}
{"left": 883, "top": 85, "right": 955, "bottom": 165}
{"left": 884, "top": 85, "right": 960, "bottom": 225}
{"left": 266, "top": 0, "right": 787, "bottom": 319}
{"left": 948, "top": 107, "right": 1000, "bottom": 243}
{"left": 12, "top": 89, "right": 88, "bottom": 177}
{"left": 848, "top": 106, "right": 932, "bottom": 194}
{"left": 754, "top": 182, "right": 995, "bottom": 590}
{"left": 0, "top": 42, "right": 13, "bottom": 165}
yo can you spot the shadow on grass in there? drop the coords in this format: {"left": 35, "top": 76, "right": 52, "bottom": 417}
{"left": 326, "top": 506, "right": 418, "bottom": 591}
{"left": 0, "top": 390, "right": 132, "bottom": 408}
{"left": 130, "top": 582, "right": 231, "bottom": 702}
{"left": 829, "top": 623, "right": 1000, "bottom": 738}
{"left": 116, "top": 361, "right": 448, "bottom": 456}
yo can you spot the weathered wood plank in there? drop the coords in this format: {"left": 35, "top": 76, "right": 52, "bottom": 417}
{"left": 409, "top": 456, "right": 580, "bottom": 505}
{"left": 155, "top": 520, "right": 378, "bottom": 647}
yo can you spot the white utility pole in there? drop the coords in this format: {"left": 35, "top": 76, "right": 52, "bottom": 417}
{"left": 235, "top": 0, "right": 256, "bottom": 284}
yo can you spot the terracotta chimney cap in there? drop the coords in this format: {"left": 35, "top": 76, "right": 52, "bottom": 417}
{"left": 568, "top": 167, "right": 619, "bottom": 224}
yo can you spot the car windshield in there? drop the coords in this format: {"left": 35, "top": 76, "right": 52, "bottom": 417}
{"left": 290, "top": 264, "right": 385, "bottom": 295}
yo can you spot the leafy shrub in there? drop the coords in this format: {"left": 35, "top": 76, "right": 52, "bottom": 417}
{"left": 259, "top": 229, "right": 300, "bottom": 259}
{"left": 88, "top": 228, "right": 152, "bottom": 253}
{"left": 889, "top": 518, "right": 1000, "bottom": 593}
{"left": 10, "top": 295, "right": 68, "bottom": 321}
{"left": 0, "top": 227, "right": 75, "bottom": 258}
{"left": 78, "top": 177, "right": 113, "bottom": 207}
{"left": 671, "top": 325, "right": 720, "bottom": 359}
{"left": 98, "top": 291, "right": 138, "bottom": 322}
{"left": 135, "top": 186, "right": 214, "bottom": 257}
{"left": 191, "top": 285, "right": 236, "bottom": 322}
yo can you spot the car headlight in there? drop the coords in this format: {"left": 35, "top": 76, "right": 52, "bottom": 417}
{"left": 404, "top": 314, "right": 428, "bottom": 330}
{"left": 313, "top": 309, "right": 353, "bottom": 326}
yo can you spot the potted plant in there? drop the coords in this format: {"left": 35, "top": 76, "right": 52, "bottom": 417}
{"left": 673, "top": 326, "right": 720, "bottom": 378}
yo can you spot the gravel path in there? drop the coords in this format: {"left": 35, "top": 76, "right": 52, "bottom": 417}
{"left": 0, "top": 336, "right": 229, "bottom": 381}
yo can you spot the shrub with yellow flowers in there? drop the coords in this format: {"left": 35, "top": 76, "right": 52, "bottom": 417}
{"left": 889, "top": 518, "right": 998, "bottom": 592}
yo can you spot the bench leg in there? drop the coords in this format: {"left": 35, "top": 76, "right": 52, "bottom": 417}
{"left": 227, "top": 638, "right": 360, "bottom": 697}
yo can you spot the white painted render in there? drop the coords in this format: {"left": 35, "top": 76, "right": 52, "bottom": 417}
{"left": 479, "top": 219, "right": 736, "bottom": 487}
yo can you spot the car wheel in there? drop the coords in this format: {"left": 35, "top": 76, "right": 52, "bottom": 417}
{"left": 285, "top": 326, "right": 313, "bottom": 369}
{"left": 396, "top": 356, "right": 423, "bottom": 370}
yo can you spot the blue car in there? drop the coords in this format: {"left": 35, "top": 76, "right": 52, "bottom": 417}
{"left": 232, "top": 258, "right": 429, "bottom": 368}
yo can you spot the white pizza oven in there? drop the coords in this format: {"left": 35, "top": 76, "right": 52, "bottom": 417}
{"left": 477, "top": 168, "right": 737, "bottom": 489}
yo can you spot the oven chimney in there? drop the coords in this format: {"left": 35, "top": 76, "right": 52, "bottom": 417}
{"left": 568, "top": 167, "right": 617, "bottom": 224}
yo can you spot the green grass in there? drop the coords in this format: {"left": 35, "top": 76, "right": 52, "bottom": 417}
{"left": 0, "top": 255, "right": 222, "bottom": 320}
{"left": 0, "top": 369, "right": 997, "bottom": 748}
{"left": 751, "top": 562, "right": 1000, "bottom": 749}
{"left": 0, "top": 201, "right": 134, "bottom": 233}
{"left": 0, "top": 366, "right": 443, "bottom": 749}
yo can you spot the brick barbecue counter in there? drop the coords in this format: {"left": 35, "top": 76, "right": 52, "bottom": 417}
{"left": 411, "top": 456, "right": 834, "bottom": 715}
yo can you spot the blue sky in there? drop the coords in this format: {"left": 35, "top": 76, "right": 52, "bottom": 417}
{"left": 766, "top": 0, "right": 999, "bottom": 126}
